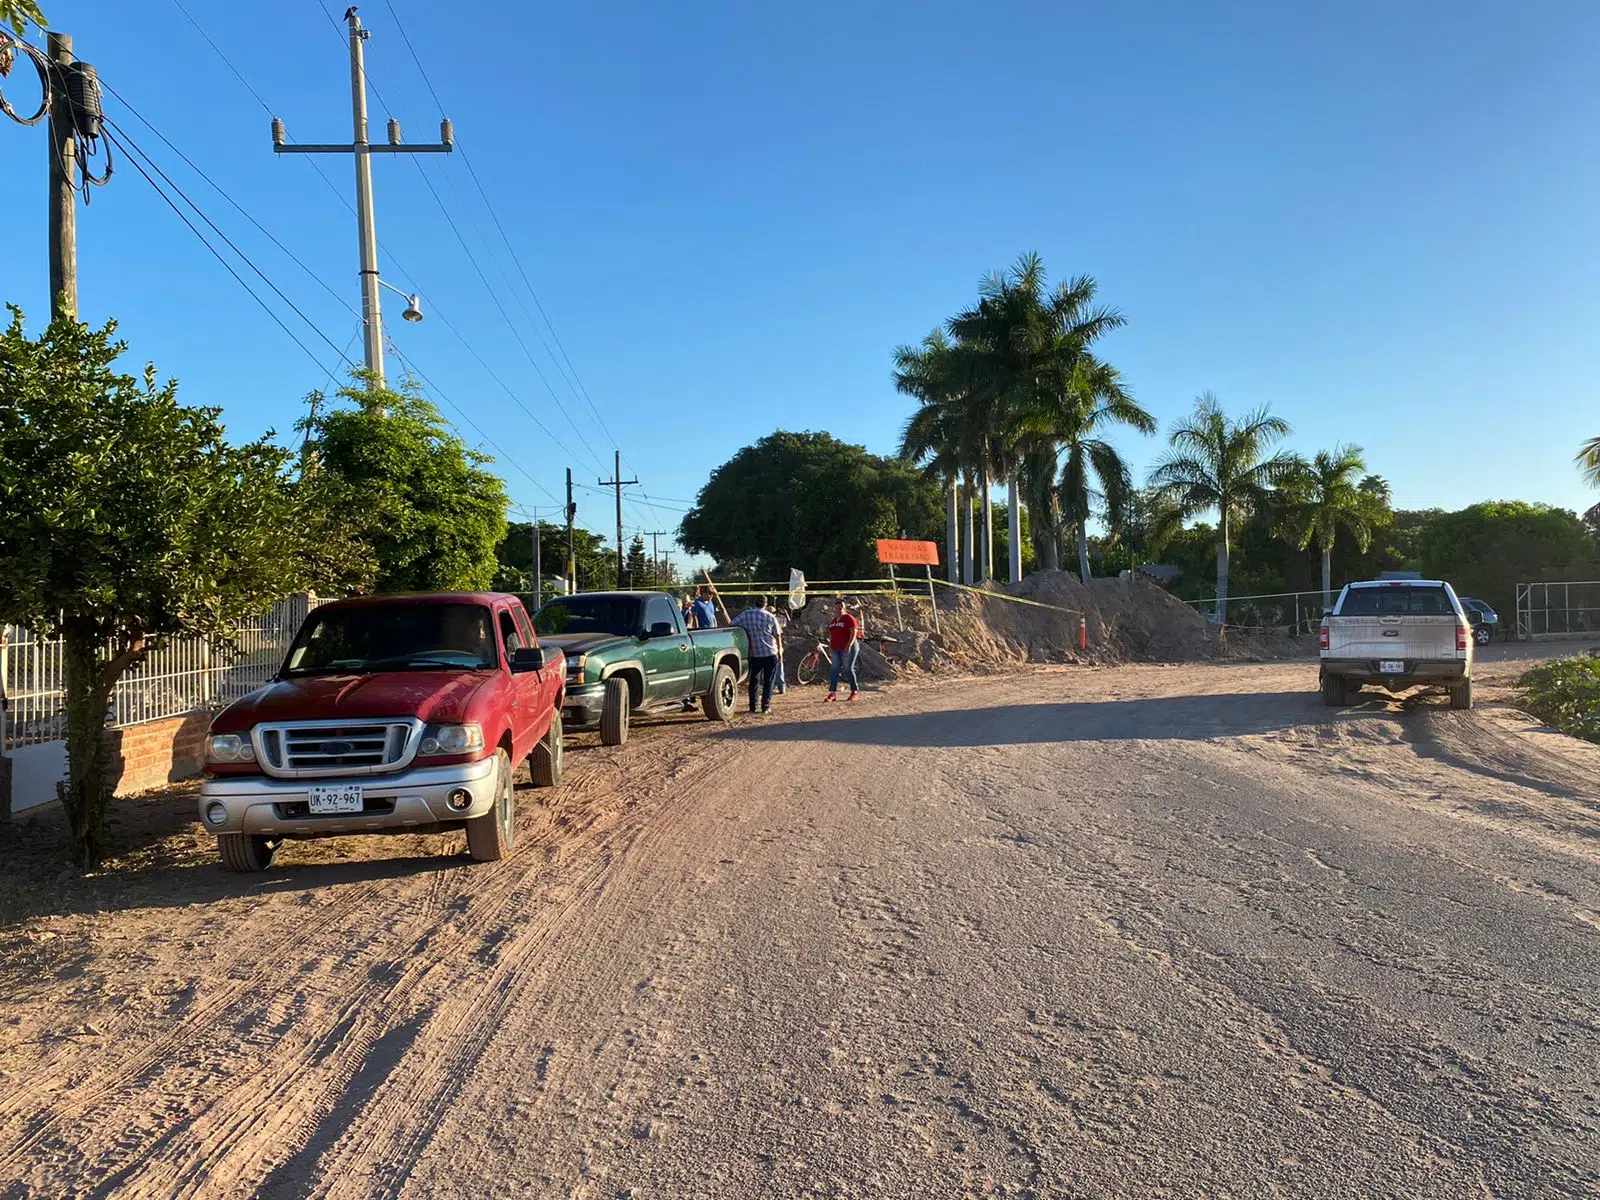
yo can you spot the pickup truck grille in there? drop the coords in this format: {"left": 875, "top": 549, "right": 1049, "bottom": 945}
{"left": 252, "top": 719, "right": 422, "bottom": 779}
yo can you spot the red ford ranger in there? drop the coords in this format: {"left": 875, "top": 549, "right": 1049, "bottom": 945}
{"left": 197, "top": 593, "right": 565, "bottom": 872}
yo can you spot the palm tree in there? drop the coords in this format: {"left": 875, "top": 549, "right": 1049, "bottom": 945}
{"left": 1279, "top": 445, "right": 1378, "bottom": 608}
{"left": 1148, "top": 393, "right": 1298, "bottom": 623}
{"left": 895, "top": 330, "right": 981, "bottom": 583}
{"left": 1576, "top": 438, "right": 1600, "bottom": 488}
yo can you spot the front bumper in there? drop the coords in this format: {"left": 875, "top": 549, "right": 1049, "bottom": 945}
{"left": 1321, "top": 657, "right": 1469, "bottom": 686}
{"left": 198, "top": 756, "right": 499, "bottom": 838}
{"left": 562, "top": 680, "right": 605, "bottom": 730}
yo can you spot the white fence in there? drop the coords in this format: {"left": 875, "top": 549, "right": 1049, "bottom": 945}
{"left": 1, "top": 596, "right": 323, "bottom": 754}
{"left": 1515, "top": 581, "right": 1600, "bottom": 641}
{"left": 1184, "top": 590, "right": 1330, "bottom": 635}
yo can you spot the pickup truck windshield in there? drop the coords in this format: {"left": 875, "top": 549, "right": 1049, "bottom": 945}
{"left": 534, "top": 596, "right": 643, "bottom": 637}
{"left": 1339, "top": 586, "right": 1453, "bottom": 617}
{"left": 282, "top": 603, "right": 498, "bottom": 676}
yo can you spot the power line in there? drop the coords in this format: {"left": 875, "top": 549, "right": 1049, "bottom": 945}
{"left": 101, "top": 123, "right": 339, "bottom": 377}
{"left": 103, "top": 118, "right": 358, "bottom": 368}
{"left": 379, "top": 0, "right": 619, "bottom": 449}
{"left": 97, "top": 77, "right": 357, "bottom": 318}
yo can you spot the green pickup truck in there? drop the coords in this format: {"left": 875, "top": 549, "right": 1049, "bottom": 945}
{"left": 527, "top": 591, "right": 748, "bottom": 745}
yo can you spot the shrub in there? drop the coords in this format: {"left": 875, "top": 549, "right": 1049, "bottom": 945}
{"left": 1518, "top": 655, "right": 1600, "bottom": 743}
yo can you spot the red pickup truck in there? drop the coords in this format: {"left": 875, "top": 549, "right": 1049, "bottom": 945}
{"left": 197, "top": 592, "right": 566, "bottom": 872}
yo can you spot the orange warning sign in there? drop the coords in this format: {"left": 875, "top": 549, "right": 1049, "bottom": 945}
{"left": 876, "top": 539, "right": 940, "bottom": 566}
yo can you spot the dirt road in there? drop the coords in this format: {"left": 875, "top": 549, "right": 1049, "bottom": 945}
{"left": 2, "top": 659, "right": 1597, "bottom": 1198}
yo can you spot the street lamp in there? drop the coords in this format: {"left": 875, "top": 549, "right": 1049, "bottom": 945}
{"left": 377, "top": 278, "right": 423, "bottom": 324}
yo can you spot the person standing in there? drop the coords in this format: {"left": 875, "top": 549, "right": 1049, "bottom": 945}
{"left": 826, "top": 597, "right": 862, "bottom": 702}
{"left": 689, "top": 586, "right": 718, "bottom": 630}
{"left": 731, "top": 595, "right": 783, "bottom": 714}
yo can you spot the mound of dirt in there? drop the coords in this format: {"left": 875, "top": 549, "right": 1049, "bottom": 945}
{"left": 780, "top": 571, "right": 1310, "bottom": 680}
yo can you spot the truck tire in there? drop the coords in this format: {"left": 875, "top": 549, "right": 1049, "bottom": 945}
{"left": 600, "top": 676, "right": 631, "bottom": 747}
{"left": 703, "top": 662, "right": 737, "bottom": 723}
{"left": 217, "top": 833, "right": 280, "bottom": 873}
{"left": 1320, "top": 673, "right": 1345, "bottom": 707}
{"left": 466, "top": 749, "right": 515, "bottom": 862}
{"left": 1450, "top": 679, "right": 1474, "bottom": 710}
{"left": 530, "top": 708, "right": 564, "bottom": 788}
{"left": 1474, "top": 623, "right": 1492, "bottom": 647}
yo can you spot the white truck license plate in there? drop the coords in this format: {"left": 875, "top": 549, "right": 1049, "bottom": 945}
{"left": 308, "top": 785, "right": 363, "bottom": 814}
{"left": 1379, "top": 660, "right": 1404, "bottom": 674}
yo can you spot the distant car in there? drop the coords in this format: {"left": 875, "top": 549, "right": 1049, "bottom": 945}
{"left": 1458, "top": 597, "right": 1499, "bottom": 646}
{"left": 1319, "top": 579, "right": 1474, "bottom": 709}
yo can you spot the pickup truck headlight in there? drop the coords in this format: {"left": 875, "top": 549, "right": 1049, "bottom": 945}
{"left": 418, "top": 723, "right": 484, "bottom": 757}
{"left": 205, "top": 732, "right": 256, "bottom": 763}
{"left": 565, "top": 652, "right": 587, "bottom": 680}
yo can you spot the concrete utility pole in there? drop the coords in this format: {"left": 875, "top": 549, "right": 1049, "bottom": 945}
{"left": 46, "top": 32, "right": 76, "bottom": 320}
{"left": 272, "top": 8, "right": 451, "bottom": 389}
{"left": 597, "top": 451, "right": 638, "bottom": 586}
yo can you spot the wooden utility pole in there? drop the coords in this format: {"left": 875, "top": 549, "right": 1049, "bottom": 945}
{"left": 645, "top": 530, "right": 668, "bottom": 584}
{"left": 597, "top": 450, "right": 637, "bottom": 587}
{"left": 47, "top": 32, "right": 76, "bottom": 320}
{"left": 565, "top": 468, "right": 577, "bottom": 594}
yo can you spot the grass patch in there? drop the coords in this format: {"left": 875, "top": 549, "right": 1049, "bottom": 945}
{"left": 1518, "top": 654, "right": 1600, "bottom": 743}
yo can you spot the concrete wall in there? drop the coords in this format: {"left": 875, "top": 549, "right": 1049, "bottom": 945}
{"left": 4, "top": 710, "right": 211, "bottom": 814}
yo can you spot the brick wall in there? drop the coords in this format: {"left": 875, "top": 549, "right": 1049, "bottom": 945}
{"left": 106, "top": 709, "right": 212, "bottom": 795}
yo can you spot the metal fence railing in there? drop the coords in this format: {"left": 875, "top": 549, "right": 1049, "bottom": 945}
{"left": 1, "top": 595, "right": 326, "bottom": 754}
{"left": 1184, "top": 590, "right": 1330, "bottom": 635}
{"left": 1515, "top": 581, "right": 1600, "bottom": 640}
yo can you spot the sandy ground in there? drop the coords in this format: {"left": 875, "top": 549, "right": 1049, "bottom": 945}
{"left": 0, "top": 649, "right": 1597, "bottom": 1199}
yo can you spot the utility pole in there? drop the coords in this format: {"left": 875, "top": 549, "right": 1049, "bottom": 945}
{"left": 565, "top": 468, "right": 577, "bottom": 595}
{"left": 46, "top": 33, "right": 76, "bottom": 320}
{"left": 597, "top": 450, "right": 638, "bottom": 586}
{"left": 645, "top": 531, "right": 668, "bottom": 586}
{"left": 531, "top": 518, "right": 541, "bottom": 603}
{"left": 272, "top": 9, "right": 451, "bottom": 390}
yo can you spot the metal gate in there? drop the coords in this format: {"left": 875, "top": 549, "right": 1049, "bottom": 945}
{"left": 1515, "top": 580, "right": 1600, "bottom": 640}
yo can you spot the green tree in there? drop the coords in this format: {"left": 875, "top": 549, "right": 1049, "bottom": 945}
{"left": 0, "top": 308, "right": 369, "bottom": 865}
{"left": 495, "top": 521, "right": 616, "bottom": 598}
{"left": 1278, "top": 445, "right": 1380, "bottom": 607}
{"left": 302, "top": 376, "right": 509, "bottom": 592}
{"left": 1416, "top": 501, "right": 1596, "bottom": 620}
{"left": 625, "top": 535, "right": 651, "bottom": 588}
{"left": 1148, "top": 393, "right": 1298, "bottom": 623}
{"left": 1576, "top": 438, "right": 1600, "bottom": 489}
{"left": 681, "top": 431, "right": 942, "bottom": 581}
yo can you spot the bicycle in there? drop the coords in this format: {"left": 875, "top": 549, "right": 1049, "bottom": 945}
{"left": 795, "top": 640, "right": 831, "bottom": 685}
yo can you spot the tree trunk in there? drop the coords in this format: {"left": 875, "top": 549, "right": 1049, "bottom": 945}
{"left": 1321, "top": 546, "right": 1333, "bottom": 610}
{"left": 1216, "top": 510, "right": 1231, "bottom": 625}
{"left": 962, "top": 478, "right": 975, "bottom": 586}
{"left": 946, "top": 478, "right": 959, "bottom": 584}
{"left": 1007, "top": 476, "right": 1022, "bottom": 583}
{"left": 979, "top": 462, "right": 993, "bottom": 583}
{"left": 1078, "top": 523, "right": 1092, "bottom": 585}
{"left": 60, "top": 624, "right": 117, "bottom": 868}
{"left": 1043, "top": 535, "right": 1060, "bottom": 572}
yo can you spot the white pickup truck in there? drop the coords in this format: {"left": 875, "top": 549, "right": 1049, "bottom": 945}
{"left": 1319, "top": 579, "right": 1474, "bottom": 709}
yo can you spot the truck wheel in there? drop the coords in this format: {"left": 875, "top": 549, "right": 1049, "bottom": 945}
{"left": 1320, "top": 674, "right": 1345, "bottom": 707}
{"left": 1450, "top": 679, "right": 1474, "bottom": 710}
{"left": 600, "top": 677, "right": 630, "bottom": 747}
{"left": 1474, "top": 624, "right": 1492, "bottom": 647}
{"left": 466, "top": 749, "right": 515, "bottom": 862}
{"left": 530, "top": 708, "right": 564, "bottom": 788}
{"left": 703, "top": 663, "right": 737, "bottom": 723}
{"left": 217, "top": 833, "right": 280, "bottom": 873}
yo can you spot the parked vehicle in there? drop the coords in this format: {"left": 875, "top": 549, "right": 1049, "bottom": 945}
{"left": 1458, "top": 596, "right": 1500, "bottom": 646}
{"left": 529, "top": 591, "right": 748, "bottom": 745}
{"left": 198, "top": 593, "right": 566, "bottom": 872}
{"left": 1319, "top": 579, "right": 1474, "bottom": 709}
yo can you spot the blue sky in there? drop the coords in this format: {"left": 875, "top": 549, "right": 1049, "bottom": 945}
{"left": 3, "top": 1, "right": 1598, "bottom": 562}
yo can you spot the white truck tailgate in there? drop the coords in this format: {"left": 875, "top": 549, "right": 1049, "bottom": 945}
{"left": 1328, "top": 614, "right": 1459, "bottom": 660}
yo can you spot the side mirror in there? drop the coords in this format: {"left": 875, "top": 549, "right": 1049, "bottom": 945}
{"left": 510, "top": 646, "right": 543, "bottom": 674}
{"left": 647, "top": 622, "right": 675, "bottom": 639}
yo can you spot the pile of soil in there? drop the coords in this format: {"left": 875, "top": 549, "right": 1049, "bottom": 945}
{"left": 780, "top": 571, "right": 1308, "bottom": 680}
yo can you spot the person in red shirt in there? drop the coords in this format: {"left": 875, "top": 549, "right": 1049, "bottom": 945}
{"left": 825, "top": 597, "right": 862, "bottom": 702}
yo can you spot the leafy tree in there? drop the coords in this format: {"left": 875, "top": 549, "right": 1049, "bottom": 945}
{"left": 496, "top": 521, "right": 616, "bottom": 598}
{"left": 301, "top": 376, "right": 508, "bottom": 593}
{"left": 0, "top": 308, "right": 369, "bottom": 865}
{"left": 1278, "top": 445, "right": 1381, "bottom": 607}
{"left": 1416, "top": 501, "right": 1596, "bottom": 620}
{"left": 1148, "top": 394, "right": 1299, "bottom": 622}
{"left": 681, "top": 431, "right": 942, "bottom": 581}
{"left": 1, "top": 0, "right": 43, "bottom": 35}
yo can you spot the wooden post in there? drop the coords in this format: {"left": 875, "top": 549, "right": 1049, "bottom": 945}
{"left": 47, "top": 32, "right": 77, "bottom": 321}
{"left": 887, "top": 563, "right": 903, "bottom": 629}
{"left": 701, "top": 569, "right": 731, "bottom": 625}
{"left": 926, "top": 565, "right": 940, "bottom": 635}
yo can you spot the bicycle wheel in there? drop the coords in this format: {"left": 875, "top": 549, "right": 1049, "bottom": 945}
{"left": 796, "top": 650, "right": 823, "bottom": 685}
